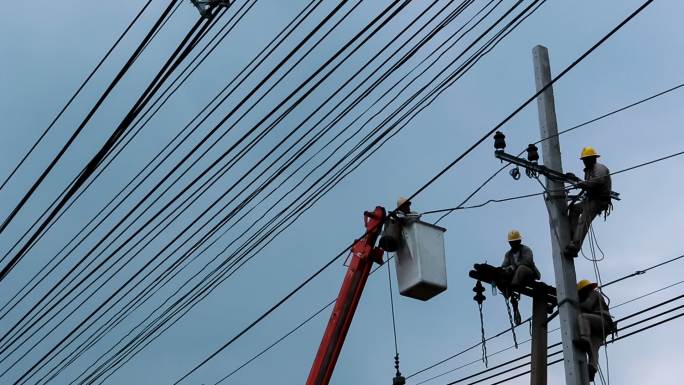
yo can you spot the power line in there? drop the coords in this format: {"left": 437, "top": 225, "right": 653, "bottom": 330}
{"left": 444, "top": 291, "right": 684, "bottom": 385}
{"left": 0, "top": 0, "right": 181, "bottom": 237}
{"left": 166, "top": 3, "right": 654, "bottom": 382}
{"left": 72, "top": 2, "right": 540, "bottom": 380}
{"left": 405, "top": 251, "right": 684, "bottom": 381}
{"left": 0, "top": 0, "right": 314, "bottom": 324}
{"left": 422, "top": 147, "right": 684, "bottom": 216}
{"left": 0, "top": 0, "right": 154, "bottom": 193}
{"left": 432, "top": 78, "right": 684, "bottom": 224}
{"left": 402, "top": 0, "right": 654, "bottom": 215}
{"left": 6, "top": 2, "right": 422, "bottom": 380}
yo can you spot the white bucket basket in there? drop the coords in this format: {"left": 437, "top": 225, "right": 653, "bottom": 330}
{"left": 394, "top": 220, "right": 447, "bottom": 301}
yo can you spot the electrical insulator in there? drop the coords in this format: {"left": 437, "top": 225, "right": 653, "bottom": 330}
{"left": 493, "top": 131, "right": 506, "bottom": 151}
{"left": 526, "top": 143, "right": 539, "bottom": 163}
{"left": 509, "top": 167, "right": 521, "bottom": 180}
{"left": 473, "top": 280, "right": 486, "bottom": 304}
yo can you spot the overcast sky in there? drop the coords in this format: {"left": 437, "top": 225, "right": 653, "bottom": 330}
{"left": 1, "top": 1, "right": 683, "bottom": 384}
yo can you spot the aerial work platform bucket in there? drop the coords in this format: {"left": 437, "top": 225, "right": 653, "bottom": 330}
{"left": 394, "top": 220, "right": 447, "bottom": 301}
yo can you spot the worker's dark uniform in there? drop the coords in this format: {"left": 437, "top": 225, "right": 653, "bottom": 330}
{"left": 578, "top": 289, "right": 613, "bottom": 381}
{"left": 569, "top": 162, "right": 611, "bottom": 250}
{"left": 500, "top": 244, "right": 541, "bottom": 288}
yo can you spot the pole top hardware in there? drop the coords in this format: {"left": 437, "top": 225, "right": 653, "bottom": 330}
{"left": 190, "top": 0, "right": 234, "bottom": 18}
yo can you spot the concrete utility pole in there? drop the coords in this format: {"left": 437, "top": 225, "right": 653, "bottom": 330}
{"left": 532, "top": 45, "right": 589, "bottom": 385}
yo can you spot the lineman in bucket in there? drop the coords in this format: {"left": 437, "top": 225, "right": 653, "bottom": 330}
{"left": 565, "top": 147, "right": 612, "bottom": 257}
{"left": 498, "top": 230, "right": 541, "bottom": 324}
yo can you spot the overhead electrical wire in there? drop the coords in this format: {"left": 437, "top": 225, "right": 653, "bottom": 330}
{"left": 0, "top": 0, "right": 255, "bottom": 271}
{"left": 164, "top": 2, "right": 648, "bottom": 380}
{"left": 0, "top": 0, "right": 316, "bottom": 324}
{"left": 0, "top": 0, "right": 217, "bottom": 282}
{"left": 432, "top": 79, "right": 684, "bottom": 224}
{"left": 0, "top": 8, "right": 235, "bottom": 362}
{"left": 71, "top": 2, "right": 544, "bottom": 380}
{"left": 81, "top": 3, "right": 576, "bottom": 380}
{"left": 4, "top": 2, "right": 422, "bottom": 380}
{"left": 0, "top": 0, "right": 181, "bottom": 238}
{"left": 443, "top": 293, "right": 684, "bottom": 385}
{"left": 0, "top": 0, "right": 338, "bottom": 360}
{"left": 0, "top": 0, "right": 154, "bottom": 193}
{"left": 14, "top": 0, "right": 656, "bottom": 380}
{"left": 45, "top": 0, "right": 464, "bottom": 380}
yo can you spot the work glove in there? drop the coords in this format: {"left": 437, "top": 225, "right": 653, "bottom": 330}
{"left": 576, "top": 181, "right": 589, "bottom": 190}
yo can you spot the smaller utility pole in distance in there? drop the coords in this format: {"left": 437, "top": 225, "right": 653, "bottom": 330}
{"left": 530, "top": 290, "right": 549, "bottom": 385}
{"left": 533, "top": 45, "right": 589, "bottom": 385}
{"left": 468, "top": 264, "right": 557, "bottom": 385}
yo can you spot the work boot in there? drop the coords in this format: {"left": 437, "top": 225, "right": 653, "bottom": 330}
{"left": 587, "top": 363, "right": 597, "bottom": 382}
{"left": 564, "top": 243, "right": 579, "bottom": 258}
{"left": 572, "top": 337, "right": 591, "bottom": 352}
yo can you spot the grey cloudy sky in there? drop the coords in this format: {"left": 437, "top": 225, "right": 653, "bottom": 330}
{"left": 1, "top": 1, "right": 683, "bottom": 384}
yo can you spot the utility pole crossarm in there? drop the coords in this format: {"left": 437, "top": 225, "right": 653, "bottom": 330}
{"left": 493, "top": 150, "right": 620, "bottom": 201}
{"left": 468, "top": 263, "right": 557, "bottom": 307}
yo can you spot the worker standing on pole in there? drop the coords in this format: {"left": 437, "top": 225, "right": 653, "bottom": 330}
{"left": 576, "top": 279, "right": 614, "bottom": 382}
{"left": 498, "top": 230, "right": 541, "bottom": 324}
{"left": 565, "top": 147, "right": 612, "bottom": 257}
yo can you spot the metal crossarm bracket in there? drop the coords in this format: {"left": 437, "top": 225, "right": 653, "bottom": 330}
{"left": 190, "top": 0, "right": 234, "bottom": 18}
{"left": 495, "top": 150, "right": 620, "bottom": 200}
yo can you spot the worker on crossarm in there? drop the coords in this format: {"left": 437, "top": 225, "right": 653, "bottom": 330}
{"left": 498, "top": 230, "right": 541, "bottom": 325}
{"left": 565, "top": 147, "right": 612, "bottom": 257}
{"left": 500, "top": 230, "right": 541, "bottom": 288}
{"left": 576, "top": 279, "right": 614, "bottom": 382}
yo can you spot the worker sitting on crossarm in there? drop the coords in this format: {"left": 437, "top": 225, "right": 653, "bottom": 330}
{"left": 498, "top": 230, "right": 541, "bottom": 325}
{"left": 576, "top": 279, "right": 614, "bottom": 382}
{"left": 565, "top": 147, "right": 612, "bottom": 257}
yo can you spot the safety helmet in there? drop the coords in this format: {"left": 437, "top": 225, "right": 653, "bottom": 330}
{"left": 580, "top": 146, "right": 600, "bottom": 159}
{"left": 507, "top": 229, "right": 522, "bottom": 242}
{"left": 397, "top": 196, "right": 410, "bottom": 208}
{"left": 577, "top": 279, "right": 598, "bottom": 291}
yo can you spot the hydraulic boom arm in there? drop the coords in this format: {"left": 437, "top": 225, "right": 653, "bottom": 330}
{"left": 305, "top": 207, "right": 386, "bottom": 385}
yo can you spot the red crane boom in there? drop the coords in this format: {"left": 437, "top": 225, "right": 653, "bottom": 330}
{"left": 305, "top": 206, "right": 386, "bottom": 385}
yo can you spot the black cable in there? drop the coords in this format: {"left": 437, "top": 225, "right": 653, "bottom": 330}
{"left": 2, "top": 12, "right": 234, "bottom": 385}
{"left": 445, "top": 293, "right": 684, "bottom": 385}
{"left": 64, "top": 0, "right": 454, "bottom": 380}
{"left": 0, "top": 0, "right": 154, "bottom": 193}
{"left": 60, "top": 1, "right": 459, "bottom": 375}
{"left": 0, "top": 0, "right": 335, "bottom": 360}
{"left": 88, "top": 1, "right": 540, "bottom": 378}
{"left": 0, "top": 0, "right": 253, "bottom": 271}
{"left": 0, "top": 0, "right": 179, "bottom": 237}
{"left": 0, "top": 0, "right": 205, "bottom": 281}
{"left": 45, "top": 2, "right": 544, "bottom": 380}
{"left": 0, "top": 0, "right": 315, "bottom": 325}
{"left": 7, "top": 2, "right": 410, "bottom": 382}
{"left": 30, "top": 3, "right": 325, "bottom": 382}
{"left": 0, "top": 11, "right": 224, "bottom": 357}
{"left": 401, "top": 0, "right": 654, "bottom": 211}
{"left": 0, "top": 3, "right": 254, "bottom": 359}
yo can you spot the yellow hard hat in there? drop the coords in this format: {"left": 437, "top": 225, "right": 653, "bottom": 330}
{"left": 577, "top": 279, "right": 597, "bottom": 291}
{"left": 580, "top": 146, "right": 600, "bottom": 159}
{"left": 507, "top": 229, "right": 522, "bottom": 242}
{"left": 397, "top": 196, "right": 410, "bottom": 208}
